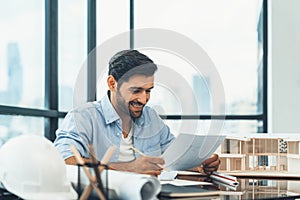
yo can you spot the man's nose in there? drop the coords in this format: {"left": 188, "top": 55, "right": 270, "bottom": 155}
{"left": 137, "top": 91, "right": 148, "bottom": 104}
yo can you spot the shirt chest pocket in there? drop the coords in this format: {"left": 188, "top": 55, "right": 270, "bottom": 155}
{"left": 144, "top": 147, "right": 162, "bottom": 157}
{"left": 135, "top": 137, "right": 162, "bottom": 157}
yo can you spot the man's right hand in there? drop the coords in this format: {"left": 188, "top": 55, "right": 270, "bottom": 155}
{"left": 109, "top": 156, "right": 165, "bottom": 176}
{"left": 65, "top": 155, "right": 165, "bottom": 176}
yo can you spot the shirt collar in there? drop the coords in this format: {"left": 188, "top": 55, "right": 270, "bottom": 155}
{"left": 100, "top": 91, "right": 120, "bottom": 124}
{"left": 133, "top": 111, "right": 145, "bottom": 127}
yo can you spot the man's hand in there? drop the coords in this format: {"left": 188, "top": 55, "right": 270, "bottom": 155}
{"left": 109, "top": 156, "right": 165, "bottom": 176}
{"left": 197, "top": 154, "right": 220, "bottom": 175}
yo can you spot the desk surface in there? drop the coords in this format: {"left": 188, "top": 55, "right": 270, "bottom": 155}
{"left": 175, "top": 174, "right": 300, "bottom": 200}
{"left": 2, "top": 176, "right": 300, "bottom": 200}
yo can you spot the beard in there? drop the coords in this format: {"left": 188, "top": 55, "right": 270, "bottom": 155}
{"left": 116, "top": 90, "right": 144, "bottom": 119}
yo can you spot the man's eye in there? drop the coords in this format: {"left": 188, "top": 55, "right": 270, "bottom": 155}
{"left": 130, "top": 88, "right": 152, "bottom": 94}
{"left": 132, "top": 89, "right": 141, "bottom": 94}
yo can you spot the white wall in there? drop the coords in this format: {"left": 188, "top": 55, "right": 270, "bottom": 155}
{"left": 269, "top": 0, "right": 300, "bottom": 132}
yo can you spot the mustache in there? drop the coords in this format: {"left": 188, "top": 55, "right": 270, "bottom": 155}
{"left": 129, "top": 100, "right": 144, "bottom": 106}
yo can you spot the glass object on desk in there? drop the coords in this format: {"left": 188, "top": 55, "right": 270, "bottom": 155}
{"left": 245, "top": 179, "right": 300, "bottom": 199}
{"left": 218, "top": 178, "right": 300, "bottom": 199}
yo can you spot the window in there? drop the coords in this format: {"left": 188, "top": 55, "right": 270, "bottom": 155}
{"left": 0, "top": 1, "right": 44, "bottom": 109}
{"left": 96, "top": 0, "right": 130, "bottom": 100}
{"left": 58, "top": 0, "right": 87, "bottom": 111}
{"left": 0, "top": 0, "right": 267, "bottom": 145}
{"left": 134, "top": 0, "right": 266, "bottom": 134}
{"left": 0, "top": 0, "right": 45, "bottom": 145}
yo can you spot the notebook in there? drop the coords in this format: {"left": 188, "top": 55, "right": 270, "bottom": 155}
{"left": 159, "top": 184, "right": 220, "bottom": 198}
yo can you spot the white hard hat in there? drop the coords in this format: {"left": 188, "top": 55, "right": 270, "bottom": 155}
{"left": 0, "top": 134, "right": 77, "bottom": 200}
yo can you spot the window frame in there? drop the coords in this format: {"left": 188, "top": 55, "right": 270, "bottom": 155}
{"left": 0, "top": 0, "right": 268, "bottom": 142}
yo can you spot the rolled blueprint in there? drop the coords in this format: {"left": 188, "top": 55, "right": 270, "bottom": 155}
{"left": 66, "top": 165, "right": 160, "bottom": 200}
{"left": 101, "top": 170, "right": 161, "bottom": 200}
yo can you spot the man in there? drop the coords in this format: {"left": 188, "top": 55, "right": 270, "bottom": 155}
{"left": 54, "top": 50, "right": 220, "bottom": 175}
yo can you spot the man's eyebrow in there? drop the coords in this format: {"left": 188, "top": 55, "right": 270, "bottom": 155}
{"left": 129, "top": 86, "right": 154, "bottom": 90}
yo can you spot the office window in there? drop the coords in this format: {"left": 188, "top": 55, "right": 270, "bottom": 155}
{"left": 58, "top": 0, "right": 87, "bottom": 111}
{"left": 0, "top": 115, "right": 44, "bottom": 146}
{"left": 140, "top": 49, "right": 221, "bottom": 115}
{"left": 96, "top": 0, "right": 130, "bottom": 100}
{"left": 0, "top": 1, "right": 44, "bottom": 109}
{"left": 135, "top": 0, "right": 263, "bottom": 115}
{"left": 135, "top": 0, "right": 265, "bottom": 133}
{"left": 164, "top": 120, "right": 263, "bottom": 137}
{"left": 0, "top": 0, "right": 267, "bottom": 144}
{"left": 97, "top": 0, "right": 129, "bottom": 45}
{"left": 0, "top": 1, "right": 45, "bottom": 146}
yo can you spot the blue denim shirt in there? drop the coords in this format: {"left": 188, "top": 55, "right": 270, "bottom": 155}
{"left": 54, "top": 93, "right": 175, "bottom": 162}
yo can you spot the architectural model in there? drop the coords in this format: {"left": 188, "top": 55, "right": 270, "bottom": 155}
{"left": 217, "top": 134, "right": 300, "bottom": 173}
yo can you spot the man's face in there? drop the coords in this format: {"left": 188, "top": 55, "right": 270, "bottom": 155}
{"left": 115, "top": 75, "right": 154, "bottom": 119}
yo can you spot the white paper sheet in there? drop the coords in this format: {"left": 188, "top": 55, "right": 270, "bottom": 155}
{"left": 158, "top": 170, "right": 178, "bottom": 181}
{"left": 176, "top": 170, "right": 202, "bottom": 176}
{"left": 162, "top": 134, "right": 226, "bottom": 170}
{"left": 160, "top": 179, "right": 213, "bottom": 186}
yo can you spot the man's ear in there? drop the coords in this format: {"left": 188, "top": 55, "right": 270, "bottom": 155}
{"left": 107, "top": 75, "right": 117, "bottom": 91}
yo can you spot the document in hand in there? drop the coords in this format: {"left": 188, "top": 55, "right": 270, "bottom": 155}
{"left": 162, "top": 134, "right": 226, "bottom": 170}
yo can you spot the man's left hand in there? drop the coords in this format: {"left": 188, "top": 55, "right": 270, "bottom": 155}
{"left": 197, "top": 154, "right": 220, "bottom": 175}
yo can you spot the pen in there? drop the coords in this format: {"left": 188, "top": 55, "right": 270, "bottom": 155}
{"left": 209, "top": 171, "right": 239, "bottom": 187}
{"left": 130, "top": 146, "right": 166, "bottom": 170}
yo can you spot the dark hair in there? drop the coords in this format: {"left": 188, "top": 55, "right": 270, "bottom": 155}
{"left": 108, "top": 50, "right": 157, "bottom": 87}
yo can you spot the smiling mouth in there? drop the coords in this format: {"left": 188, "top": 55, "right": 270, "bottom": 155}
{"left": 129, "top": 101, "right": 144, "bottom": 109}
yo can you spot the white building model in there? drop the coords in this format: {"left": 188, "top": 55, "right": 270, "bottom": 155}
{"left": 217, "top": 134, "right": 300, "bottom": 173}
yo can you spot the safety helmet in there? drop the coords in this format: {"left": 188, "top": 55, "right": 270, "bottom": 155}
{"left": 0, "top": 134, "right": 77, "bottom": 200}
